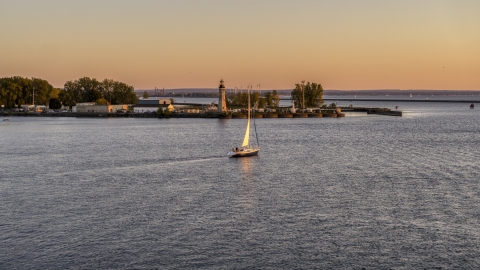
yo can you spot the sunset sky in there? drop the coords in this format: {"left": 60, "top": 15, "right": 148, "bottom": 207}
{"left": 1, "top": 0, "right": 479, "bottom": 90}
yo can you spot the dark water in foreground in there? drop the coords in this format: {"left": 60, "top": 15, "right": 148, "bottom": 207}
{"left": 1, "top": 102, "right": 480, "bottom": 269}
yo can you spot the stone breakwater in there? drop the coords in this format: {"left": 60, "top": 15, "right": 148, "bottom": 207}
{"left": 0, "top": 107, "right": 402, "bottom": 118}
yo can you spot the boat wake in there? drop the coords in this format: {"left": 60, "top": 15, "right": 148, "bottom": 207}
{"left": 156, "top": 156, "right": 225, "bottom": 165}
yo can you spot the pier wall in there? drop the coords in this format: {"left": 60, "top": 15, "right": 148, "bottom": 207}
{"left": 1, "top": 107, "right": 402, "bottom": 118}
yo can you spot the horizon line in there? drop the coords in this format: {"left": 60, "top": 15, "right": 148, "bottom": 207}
{"left": 135, "top": 88, "right": 480, "bottom": 91}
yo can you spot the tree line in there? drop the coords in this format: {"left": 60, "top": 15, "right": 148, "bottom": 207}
{"left": 227, "top": 90, "right": 280, "bottom": 108}
{"left": 0, "top": 77, "right": 57, "bottom": 109}
{"left": 290, "top": 80, "right": 324, "bottom": 109}
{"left": 0, "top": 76, "right": 138, "bottom": 109}
{"left": 227, "top": 80, "right": 324, "bottom": 109}
{"left": 61, "top": 77, "right": 138, "bottom": 107}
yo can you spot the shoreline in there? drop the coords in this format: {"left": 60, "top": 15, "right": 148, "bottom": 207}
{"left": 323, "top": 98, "right": 478, "bottom": 103}
{"left": 1, "top": 107, "right": 402, "bottom": 118}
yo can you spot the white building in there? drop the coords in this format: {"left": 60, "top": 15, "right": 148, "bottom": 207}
{"left": 21, "top": 105, "right": 47, "bottom": 112}
{"left": 133, "top": 104, "right": 174, "bottom": 113}
{"left": 73, "top": 103, "right": 128, "bottom": 113}
{"left": 137, "top": 98, "right": 171, "bottom": 105}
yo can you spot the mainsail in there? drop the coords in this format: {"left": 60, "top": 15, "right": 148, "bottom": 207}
{"left": 242, "top": 113, "right": 250, "bottom": 147}
{"left": 241, "top": 86, "right": 251, "bottom": 147}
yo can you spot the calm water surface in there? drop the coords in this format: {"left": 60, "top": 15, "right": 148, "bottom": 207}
{"left": 1, "top": 102, "right": 480, "bottom": 269}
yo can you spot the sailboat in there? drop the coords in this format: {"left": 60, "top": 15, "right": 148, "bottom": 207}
{"left": 228, "top": 86, "right": 260, "bottom": 158}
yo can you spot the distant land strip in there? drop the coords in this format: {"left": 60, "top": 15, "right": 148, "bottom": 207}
{"left": 323, "top": 98, "right": 477, "bottom": 103}
{"left": 136, "top": 89, "right": 480, "bottom": 96}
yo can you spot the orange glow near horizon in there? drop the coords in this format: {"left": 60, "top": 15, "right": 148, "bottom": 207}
{"left": 1, "top": 0, "right": 479, "bottom": 90}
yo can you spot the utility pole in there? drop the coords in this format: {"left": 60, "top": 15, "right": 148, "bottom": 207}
{"left": 32, "top": 77, "right": 35, "bottom": 106}
{"left": 301, "top": 80, "right": 305, "bottom": 110}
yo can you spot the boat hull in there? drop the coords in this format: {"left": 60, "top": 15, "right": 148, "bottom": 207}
{"left": 228, "top": 148, "right": 260, "bottom": 158}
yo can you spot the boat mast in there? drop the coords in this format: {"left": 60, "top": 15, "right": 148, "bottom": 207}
{"left": 248, "top": 85, "right": 250, "bottom": 122}
{"left": 253, "top": 100, "right": 259, "bottom": 148}
{"left": 32, "top": 77, "right": 35, "bottom": 106}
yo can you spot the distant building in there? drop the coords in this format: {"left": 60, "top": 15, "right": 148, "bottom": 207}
{"left": 218, "top": 79, "right": 227, "bottom": 112}
{"left": 21, "top": 105, "right": 47, "bottom": 112}
{"left": 138, "top": 98, "right": 171, "bottom": 105}
{"left": 133, "top": 103, "right": 174, "bottom": 113}
{"left": 133, "top": 98, "right": 173, "bottom": 113}
{"left": 73, "top": 103, "right": 128, "bottom": 113}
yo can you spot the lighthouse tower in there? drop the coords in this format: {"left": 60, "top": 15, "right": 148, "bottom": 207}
{"left": 218, "top": 79, "right": 227, "bottom": 112}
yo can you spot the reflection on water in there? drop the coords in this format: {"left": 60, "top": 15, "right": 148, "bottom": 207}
{"left": 237, "top": 158, "right": 257, "bottom": 219}
{"left": 231, "top": 157, "right": 257, "bottom": 216}
{"left": 239, "top": 157, "right": 253, "bottom": 174}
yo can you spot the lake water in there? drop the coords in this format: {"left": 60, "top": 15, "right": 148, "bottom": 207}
{"left": 1, "top": 101, "right": 480, "bottom": 269}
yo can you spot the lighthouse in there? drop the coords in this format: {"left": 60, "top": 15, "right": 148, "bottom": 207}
{"left": 218, "top": 79, "right": 227, "bottom": 112}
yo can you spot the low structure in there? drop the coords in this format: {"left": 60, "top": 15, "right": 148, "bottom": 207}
{"left": 73, "top": 103, "right": 128, "bottom": 113}
{"left": 134, "top": 98, "right": 174, "bottom": 113}
{"left": 21, "top": 105, "right": 47, "bottom": 112}
{"left": 138, "top": 98, "right": 171, "bottom": 105}
{"left": 133, "top": 103, "right": 174, "bottom": 113}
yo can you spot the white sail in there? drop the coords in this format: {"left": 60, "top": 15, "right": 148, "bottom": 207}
{"left": 242, "top": 114, "right": 250, "bottom": 147}
{"left": 242, "top": 86, "right": 251, "bottom": 147}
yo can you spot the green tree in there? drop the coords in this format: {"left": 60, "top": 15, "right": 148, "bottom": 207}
{"left": 61, "top": 77, "right": 102, "bottom": 103}
{"left": 0, "top": 79, "right": 21, "bottom": 108}
{"left": 143, "top": 91, "right": 149, "bottom": 99}
{"left": 101, "top": 79, "right": 115, "bottom": 105}
{"left": 61, "top": 80, "right": 82, "bottom": 107}
{"left": 264, "top": 91, "right": 273, "bottom": 107}
{"left": 31, "top": 77, "right": 55, "bottom": 106}
{"left": 164, "top": 108, "right": 171, "bottom": 117}
{"left": 49, "top": 88, "right": 60, "bottom": 99}
{"left": 272, "top": 90, "right": 280, "bottom": 107}
{"left": 227, "top": 92, "right": 248, "bottom": 107}
{"left": 59, "top": 77, "right": 138, "bottom": 106}
{"left": 257, "top": 97, "right": 266, "bottom": 108}
{"left": 96, "top": 98, "right": 108, "bottom": 105}
{"left": 157, "top": 107, "right": 164, "bottom": 117}
{"left": 291, "top": 81, "right": 324, "bottom": 108}
{"left": 112, "top": 81, "right": 138, "bottom": 104}
{"left": 78, "top": 77, "right": 102, "bottom": 102}
{"left": 251, "top": 91, "right": 259, "bottom": 107}
{"left": 0, "top": 76, "right": 54, "bottom": 108}
{"left": 262, "top": 90, "right": 280, "bottom": 108}
{"left": 157, "top": 107, "right": 171, "bottom": 118}
{"left": 49, "top": 98, "right": 62, "bottom": 110}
